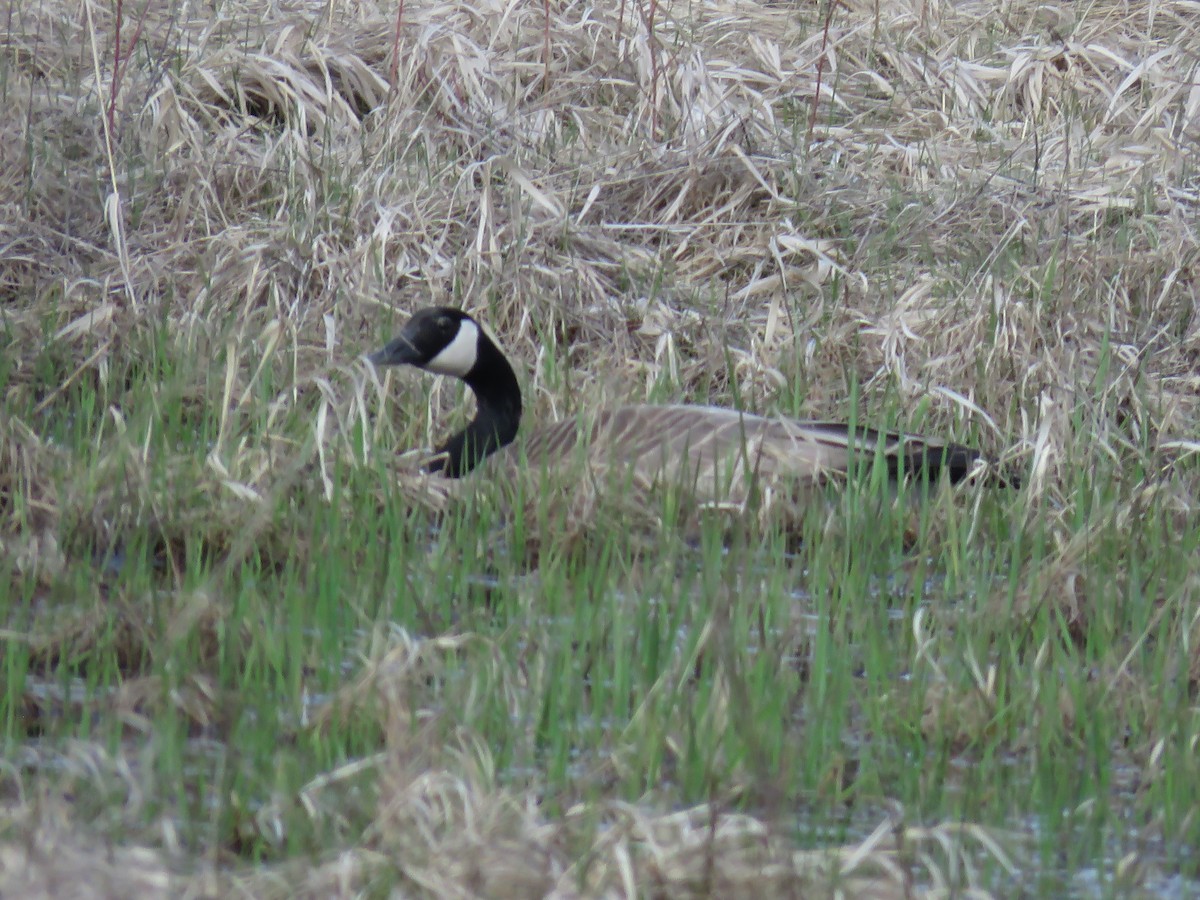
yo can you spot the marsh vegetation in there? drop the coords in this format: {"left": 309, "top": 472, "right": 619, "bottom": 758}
{"left": 2, "top": 0, "right": 1199, "bottom": 896}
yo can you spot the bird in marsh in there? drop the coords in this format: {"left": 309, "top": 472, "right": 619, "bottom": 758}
{"left": 367, "top": 306, "right": 1010, "bottom": 511}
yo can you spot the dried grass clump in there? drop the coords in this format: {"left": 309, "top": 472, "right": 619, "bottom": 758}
{"left": 0, "top": 418, "right": 63, "bottom": 539}
{"left": 366, "top": 769, "right": 1017, "bottom": 899}
{"left": 0, "top": 778, "right": 217, "bottom": 900}
{"left": 11, "top": 588, "right": 231, "bottom": 741}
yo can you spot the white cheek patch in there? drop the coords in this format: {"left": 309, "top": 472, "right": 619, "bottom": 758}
{"left": 425, "top": 319, "right": 479, "bottom": 377}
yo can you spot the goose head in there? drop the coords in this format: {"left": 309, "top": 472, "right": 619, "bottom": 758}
{"left": 368, "top": 306, "right": 482, "bottom": 378}
{"left": 368, "top": 306, "right": 522, "bottom": 477}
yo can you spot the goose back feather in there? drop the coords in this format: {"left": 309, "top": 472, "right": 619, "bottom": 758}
{"left": 494, "top": 404, "right": 982, "bottom": 505}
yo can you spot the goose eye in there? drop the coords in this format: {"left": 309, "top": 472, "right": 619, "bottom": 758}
{"left": 437, "top": 316, "right": 453, "bottom": 332}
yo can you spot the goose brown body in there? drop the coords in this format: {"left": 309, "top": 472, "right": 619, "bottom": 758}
{"left": 368, "top": 306, "right": 1005, "bottom": 505}
{"left": 493, "top": 404, "right": 983, "bottom": 502}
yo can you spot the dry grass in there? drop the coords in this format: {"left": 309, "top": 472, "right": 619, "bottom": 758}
{"left": 3, "top": 0, "right": 1199, "bottom": 894}
{"left": 4, "top": 6, "right": 1181, "bottom": 520}
{"left": 3, "top": 0, "right": 1195, "bottom": 491}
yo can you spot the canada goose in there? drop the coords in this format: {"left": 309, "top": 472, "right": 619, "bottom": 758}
{"left": 368, "top": 306, "right": 1008, "bottom": 504}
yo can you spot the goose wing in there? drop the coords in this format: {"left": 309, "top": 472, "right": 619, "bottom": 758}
{"left": 508, "top": 404, "right": 983, "bottom": 503}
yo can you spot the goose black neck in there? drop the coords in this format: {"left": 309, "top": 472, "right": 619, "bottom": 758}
{"left": 431, "top": 334, "right": 522, "bottom": 477}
